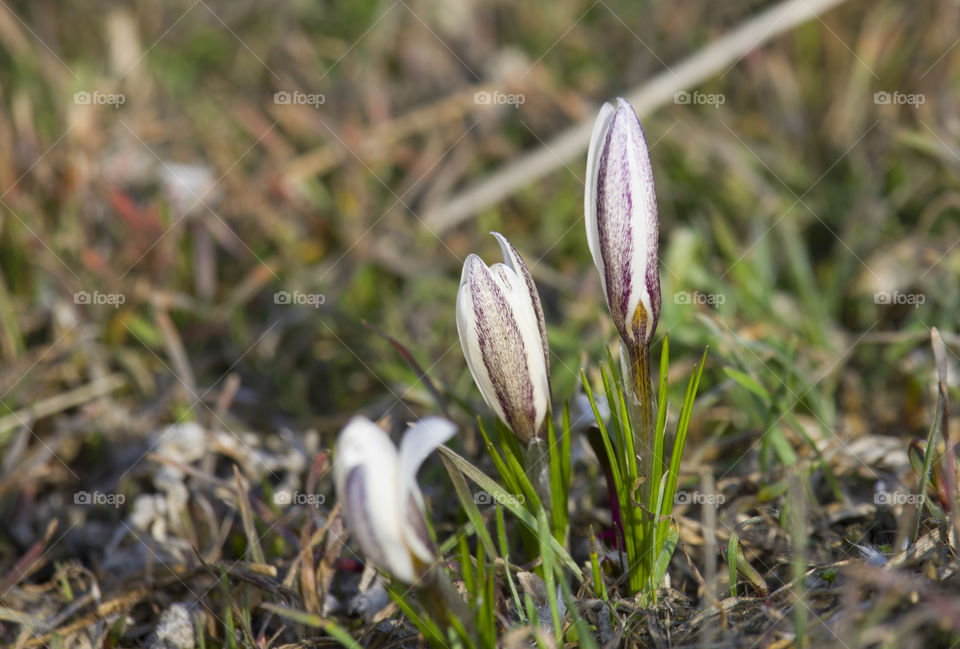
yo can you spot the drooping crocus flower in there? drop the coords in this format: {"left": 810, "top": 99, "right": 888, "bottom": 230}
{"left": 584, "top": 97, "right": 661, "bottom": 496}
{"left": 456, "top": 232, "right": 551, "bottom": 445}
{"left": 334, "top": 416, "right": 456, "bottom": 584}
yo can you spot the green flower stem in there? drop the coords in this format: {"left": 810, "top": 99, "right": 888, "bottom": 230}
{"left": 627, "top": 343, "right": 657, "bottom": 505}
{"left": 522, "top": 436, "right": 552, "bottom": 517}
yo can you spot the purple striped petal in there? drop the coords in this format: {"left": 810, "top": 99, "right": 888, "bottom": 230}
{"left": 492, "top": 232, "right": 551, "bottom": 390}
{"left": 456, "top": 237, "right": 551, "bottom": 443}
{"left": 585, "top": 97, "right": 661, "bottom": 352}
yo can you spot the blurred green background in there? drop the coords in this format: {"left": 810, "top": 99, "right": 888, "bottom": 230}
{"left": 0, "top": 0, "right": 958, "bottom": 473}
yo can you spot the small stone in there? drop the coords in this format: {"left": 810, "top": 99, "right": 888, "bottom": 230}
{"left": 150, "top": 603, "right": 195, "bottom": 649}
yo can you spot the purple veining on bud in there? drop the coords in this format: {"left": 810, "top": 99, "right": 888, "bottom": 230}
{"left": 456, "top": 233, "right": 551, "bottom": 444}
{"left": 585, "top": 97, "right": 661, "bottom": 355}
{"left": 333, "top": 416, "right": 456, "bottom": 584}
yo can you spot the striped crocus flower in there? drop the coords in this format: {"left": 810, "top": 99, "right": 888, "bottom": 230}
{"left": 585, "top": 98, "right": 661, "bottom": 492}
{"left": 334, "top": 416, "right": 456, "bottom": 584}
{"left": 585, "top": 97, "right": 661, "bottom": 362}
{"left": 585, "top": 97, "right": 661, "bottom": 414}
{"left": 456, "top": 233, "right": 551, "bottom": 445}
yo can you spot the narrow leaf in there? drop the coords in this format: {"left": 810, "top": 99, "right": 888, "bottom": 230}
{"left": 438, "top": 445, "right": 582, "bottom": 579}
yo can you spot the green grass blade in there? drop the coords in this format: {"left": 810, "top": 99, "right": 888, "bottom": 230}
{"left": 727, "top": 532, "right": 740, "bottom": 597}
{"left": 458, "top": 535, "right": 474, "bottom": 599}
{"left": 501, "top": 442, "right": 543, "bottom": 513}
{"left": 439, "top": 453, "right": 498, "bottom": 559}
{"left": 546, "top": 413, "right": 568, "bottom": 542}
{"left": 915, "top": 395, "right": 944, "bottom": 540}
{"left": 651, "top": 333, "right": 670, "bottom": 513}
{"left": 537, "top": 508, "right": 562, "bottom": 644}
{"left": 723, "top": 366, "right": 771, "bottom": 402}
{"left": 585, "top": 367, "right": 642, "bottom": 590}
{"left": 652, "top": 521, "right": 678, "bottom": 588}
{"left": 589, "top": 527, "right": 608, "bottom": 601}
{"left": 384, "top": 582, "right": 448, "bottom": 648}
{"left": 479, "top": 420, "right": 523, "bottom": 496}
{"left": 581, "top": 370, "right": 624, "bottom": 495}
{"left": 437, "top": 445, "right": 582, "bottom": 580}
{"left": 659, "top": 348, "right": 708, "bottom": 542}
{"left": 561, "top": 402, "right": 572, "bottom": 495}
{"left": 261, "top": 604, "right": 362, "bottom": 649}
{"left": 497, "top": 504, "right": 526, "bottom": 622}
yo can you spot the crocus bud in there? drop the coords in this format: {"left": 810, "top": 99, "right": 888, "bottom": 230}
{"left": 456, "top": 232, "right": 551, "bottom": 444}
{"left": 584, "top": 98, "right": 661, "bottom": 356}
{"left": 334, "top": 416, "right": 456, "bottom": 584}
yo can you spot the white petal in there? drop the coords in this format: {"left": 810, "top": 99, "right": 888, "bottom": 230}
{"left": 397, "top": 417, "right": 457, "bottom": 562}
{"left": 457, "top": 256, "right": 512, "bottom": 428}
{"left": 456, "top": 252, "right": 549, "bottom": 442}
{"left": 591, "top": 98, "right": 660, "bottom": 348}
{"left": 585, "top": 101, "right": 617, "bottom": 297}
{"left": 490, "top": 261, "right": 550, "bottom": 433}
{"left": 398, "top": 417, "right": 457, "bottom": 482}
{"left": 334, "top": 417, "right": 416, "bottom": 582}
{"left": 491, "top": 231, "right": 550, "bottom": 382}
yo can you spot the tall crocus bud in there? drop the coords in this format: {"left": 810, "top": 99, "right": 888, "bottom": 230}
{"left": 585, "top": 98, "right": 661, "bottom": 488}
{"left": 585, "top": 97, "right": 661, "bottom": 363}
{"left": 456, "top": 232, "right": 551, "bottom": 445}
{"left": 334, "top": 416, "right": 456, "bottom": 584}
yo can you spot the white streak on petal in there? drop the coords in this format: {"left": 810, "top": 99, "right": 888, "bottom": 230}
{"left": 456, "top": 255, "right": 512, "bottom": 428}
{"left": 585, "top": 101, "right": 617, "bottom": 297}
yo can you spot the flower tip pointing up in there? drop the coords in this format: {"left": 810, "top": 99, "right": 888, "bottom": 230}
{"left": 585, "top": 97, "right": 661, "bottom": 356}
{"left": 456, "top": 233, "right": 551, "bottom": 444}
